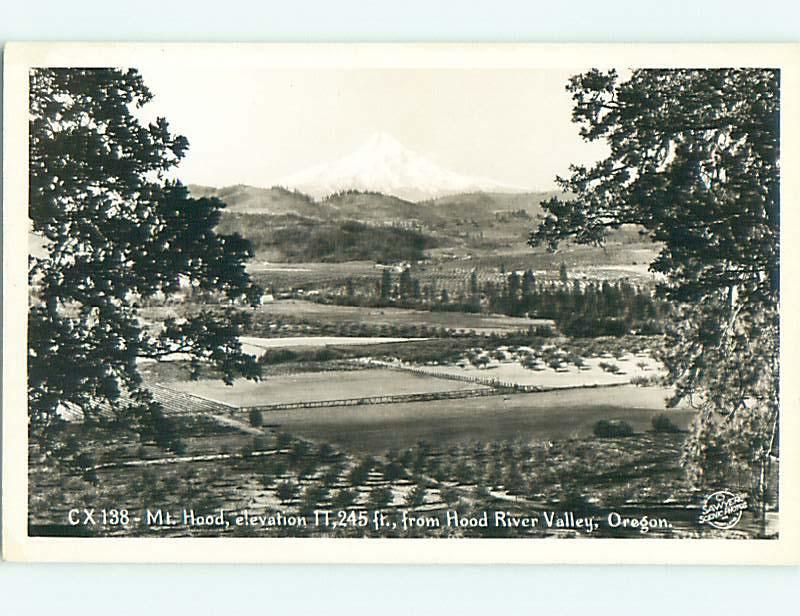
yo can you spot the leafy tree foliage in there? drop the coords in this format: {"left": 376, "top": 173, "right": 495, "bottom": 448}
{"left": 28, "top": 68, "right": 261, "bottom": 462}
{"left": 530, "top": 69, "right": 779, "bottom": 512}
{"left": 488, "top": 275, "right": 666, "bottom": 336}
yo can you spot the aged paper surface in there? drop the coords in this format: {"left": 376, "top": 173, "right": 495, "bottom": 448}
{"left": 3, "top": 43, "right": 799, "bottom": 563}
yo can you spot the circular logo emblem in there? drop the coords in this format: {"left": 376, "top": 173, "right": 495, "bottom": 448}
{"left": 699, "top": 491, "right": 748, "bottom": 530}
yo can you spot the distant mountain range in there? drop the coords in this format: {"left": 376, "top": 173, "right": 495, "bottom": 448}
{"left": 186, "top": 180, "right": 652, "bottom": 264}
{"left": 188, "top": 183, "right": 557, "bottom": 226}
{"left": 270, "top": 133, "right": 529, "bottom": 201}
{"left": 189, "top": 182, "right": 559, "bottom": 263}
{"left": 188, "top": 137, "right": 562, "bottom": 263}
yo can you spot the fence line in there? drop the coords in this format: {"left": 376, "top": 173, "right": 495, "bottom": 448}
{"left": 361, "top": 359, "right": 632, "bottom": 394}
{"left": 240, "top": 386, "right": 503, "bottom": 413}
{"left": 362, "top": 359, "right": 536, "bottom": 391}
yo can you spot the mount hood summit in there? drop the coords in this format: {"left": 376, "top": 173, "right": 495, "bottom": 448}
{"left": 273, "top": 133, "right": 528, "bottom": 201}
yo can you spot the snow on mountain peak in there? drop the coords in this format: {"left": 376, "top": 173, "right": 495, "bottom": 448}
{"left": 274, "top": 133, "right": 527, "bottom": 202}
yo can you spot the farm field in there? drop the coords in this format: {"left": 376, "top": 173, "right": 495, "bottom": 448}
{"left": 255, "top": 300, "right": 553, "bottom": 334}
{"left": 165, "top": 368, "right": 488, "bottom": 407}
{"left": 577, "top": 261, "right": 659, "bottom": 278}
{"left": 258, "top": 385, "right": 693, "bottom": 453}
{"left": 247, "top": 260, "right": 379, "bottom": 288}
{"left": 239, "top": 335, "right": 424, "bottom": 355}
{"left": 433, "top": 242, "right": 661, "bottom": 280}
{"left": 31, "top": 427, "right": 725, "bottom": 539}
{"left": 29, "top": 384, "right": 713, "bottom": 539}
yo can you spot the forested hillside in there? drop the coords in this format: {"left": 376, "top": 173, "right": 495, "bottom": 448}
{"left": 216, "top": 213, "right": 436, "bottom": 262}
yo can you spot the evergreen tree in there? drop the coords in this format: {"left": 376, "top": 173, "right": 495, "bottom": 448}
{"left": 380, "top": 268, "right": 392, "bottom": 300}
{"left": 469, "top": 271, "right": 481, "bottom": 311}
{"left": 522, "top": 269, "right": 536, "bottom": 298}
{"left": 559, "top": 262, "right": 569, "bottom": 283}
{"left": 399, "top": 267, "right": 413, "bottom": 299}
{"left": 507, "top": 271, "right": 521, "bottom": 301}
{"left": 469, "top": 269, "right": 479, "bottom": 296}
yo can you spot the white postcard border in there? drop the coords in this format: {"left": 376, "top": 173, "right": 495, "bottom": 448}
{"left": 4, "top": 42, "right": 799, "bottom": 564}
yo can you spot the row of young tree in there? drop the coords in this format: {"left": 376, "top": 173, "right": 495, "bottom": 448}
{"left": 330, "top": 267, "right": 668, "bottom": 337}
{"left": 486, "top": 274, "right": 669, "bottom": 336}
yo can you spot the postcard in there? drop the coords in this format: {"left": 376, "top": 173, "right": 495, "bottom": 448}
{"left": 3, "top": 42, "right": 799, "bottom": 563}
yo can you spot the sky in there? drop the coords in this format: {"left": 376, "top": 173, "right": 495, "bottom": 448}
{"left": 138, "top": 67, "right": 610, "bottom": 191}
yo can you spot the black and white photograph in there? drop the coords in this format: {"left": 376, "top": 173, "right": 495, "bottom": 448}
{"left": 3, "top": 43, "right": 798, "bottom": 563}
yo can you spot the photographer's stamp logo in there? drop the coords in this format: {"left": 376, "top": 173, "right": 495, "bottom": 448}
{"left": 699, "top": 491, "right": 748, "bottom": 529}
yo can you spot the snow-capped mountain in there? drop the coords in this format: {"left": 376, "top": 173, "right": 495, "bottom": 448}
{"left": 274, "top": 133, "right": 527, "bottom": 202}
